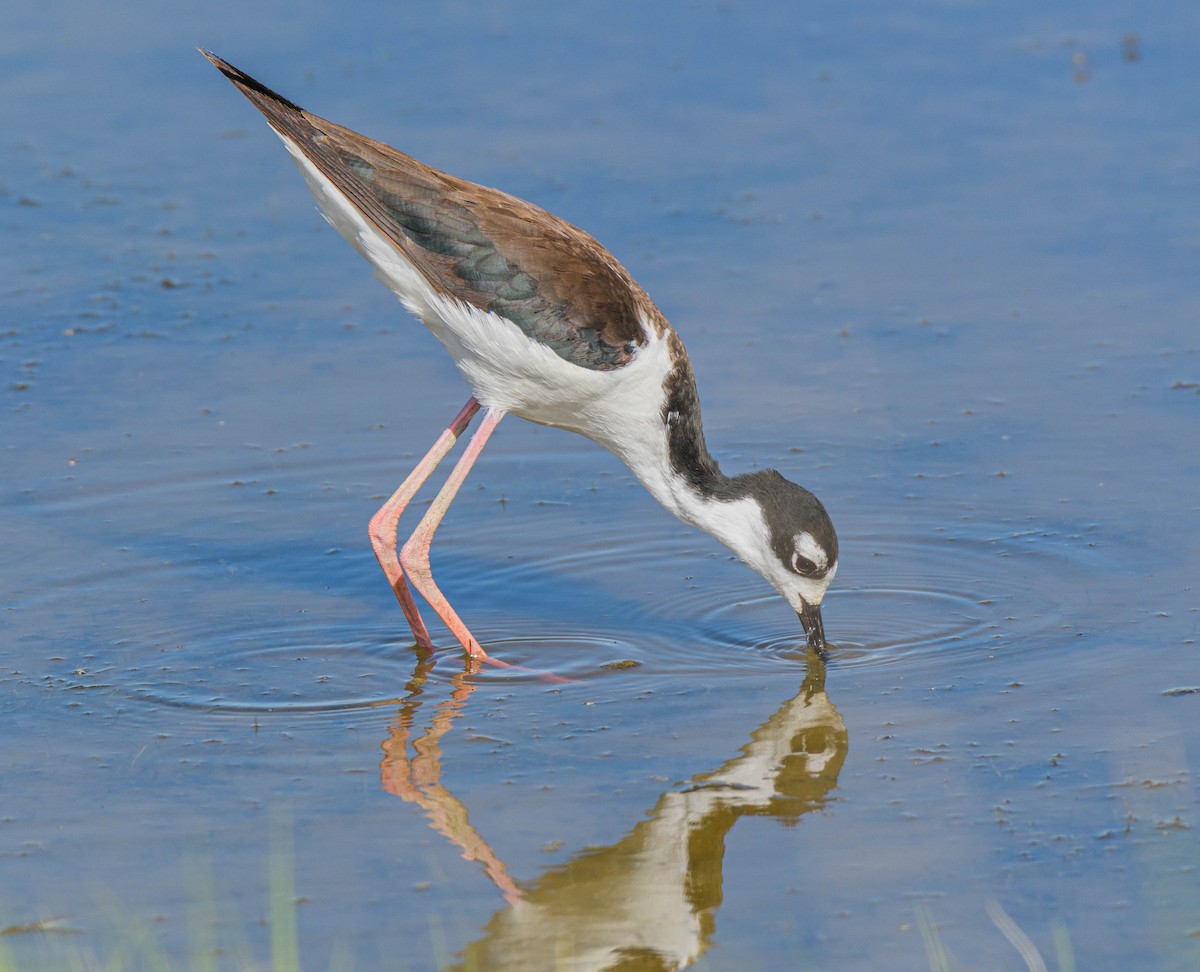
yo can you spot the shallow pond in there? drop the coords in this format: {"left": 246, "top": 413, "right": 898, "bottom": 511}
{"left": 3, "top": 2, "right": 1198, "bottom": 970}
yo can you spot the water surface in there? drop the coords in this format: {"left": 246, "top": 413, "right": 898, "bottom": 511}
{"left": 2, "top": 2, "right": 1198, "bottom": 969}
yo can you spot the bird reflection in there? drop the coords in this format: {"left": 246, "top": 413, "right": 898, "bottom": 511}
{"left": 380, "top": 651, "right": 846, "bottom": 971}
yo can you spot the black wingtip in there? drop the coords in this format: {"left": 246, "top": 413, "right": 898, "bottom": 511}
{"left": 199, "top": 49, "right": 305, "bottom": 114}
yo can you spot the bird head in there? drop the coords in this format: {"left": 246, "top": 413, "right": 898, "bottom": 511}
{"left": 734, "top": 471, "right": 838, "bottom": 651}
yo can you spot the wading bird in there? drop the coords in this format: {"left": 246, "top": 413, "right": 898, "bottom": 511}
{"left": 204, "top": 52, "right": 838, "bottom": 661}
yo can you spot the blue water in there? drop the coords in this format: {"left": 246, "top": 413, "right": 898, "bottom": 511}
{"left": 3, "top": 2, "right": 1198, "bottom": 969}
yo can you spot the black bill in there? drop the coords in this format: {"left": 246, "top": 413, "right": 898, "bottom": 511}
{"left": 797, "top": 600, "right": 827, "bottom": 652}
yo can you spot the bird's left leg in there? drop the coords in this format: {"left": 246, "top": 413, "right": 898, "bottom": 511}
{"left": 400, "top": 406, "right": 505, "bottom": 658}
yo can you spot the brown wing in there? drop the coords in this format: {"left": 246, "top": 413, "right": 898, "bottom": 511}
{"left": 204, "top": 51, "right": 657, "bottom": 370}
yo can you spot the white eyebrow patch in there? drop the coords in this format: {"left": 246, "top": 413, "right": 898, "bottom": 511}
{"left": 793, "top": 531, "right": 829, "bottom": 573}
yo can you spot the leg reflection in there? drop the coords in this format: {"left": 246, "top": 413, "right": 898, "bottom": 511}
{"left": 380, "top": 651, "right": 523, "bottom": 905}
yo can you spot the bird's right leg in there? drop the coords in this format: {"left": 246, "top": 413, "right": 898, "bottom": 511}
{"left": 369, "top": 396, "right": 481, "bottom": 649}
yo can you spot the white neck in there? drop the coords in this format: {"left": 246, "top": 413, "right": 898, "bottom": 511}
{"left": 599, "top": 416, "right": 774, "bottom": 580}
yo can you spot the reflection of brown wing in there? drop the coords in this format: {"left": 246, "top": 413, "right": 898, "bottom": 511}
{"left": 204, "top": 52, "right": 653, "bottom": 371}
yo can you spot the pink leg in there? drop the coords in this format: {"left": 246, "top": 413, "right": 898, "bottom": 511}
{"left": 400, "top": 406, "right": 505, "bottom": 658}
{"left": 369, "top": 397, "right": 481, "bottom": 649}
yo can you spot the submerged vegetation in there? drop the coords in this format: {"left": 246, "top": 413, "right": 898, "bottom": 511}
{"left": 1, "top": 880, "right": 1081, "bottom": 972}
{"left": 0, "top": 811, "right": 309, "bottom": 972}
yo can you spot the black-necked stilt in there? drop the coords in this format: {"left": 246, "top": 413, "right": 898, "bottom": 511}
{"left": 204, "top": 52, "right": 838, "bottom": 662}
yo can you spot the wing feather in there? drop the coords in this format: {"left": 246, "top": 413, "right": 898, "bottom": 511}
{"left": 204, "top": 52, "right": 658, "bottom": 370}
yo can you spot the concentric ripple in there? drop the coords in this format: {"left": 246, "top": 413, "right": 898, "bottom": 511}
{"left": 433, "top": 630, "right": 650, "bottom": 684}
{"left": 693, "top": 584, "right": 990, "bottom": 667}
{"left": 120, "top": 618, "right": 418, "bottom": 715}
{"left": 121, "top": 622, "right": 655, "bottom": 706}
{"left": 675, "top": 523, "right": 1105, "bottom": 671}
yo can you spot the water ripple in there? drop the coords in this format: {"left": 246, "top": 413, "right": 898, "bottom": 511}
{"left": 120, "top": 619, "right": 413, "bottom": 715}
{"left": 17, "top": 437, "right": 1112, "bottom": 700}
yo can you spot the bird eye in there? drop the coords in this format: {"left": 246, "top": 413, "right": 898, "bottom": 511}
{"left": 792, "top": 554, "right": 818, "bottom": 575}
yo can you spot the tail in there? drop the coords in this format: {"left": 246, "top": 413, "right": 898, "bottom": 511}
{"left": 199, "top": 50, "right": 309, "bottom": 131}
